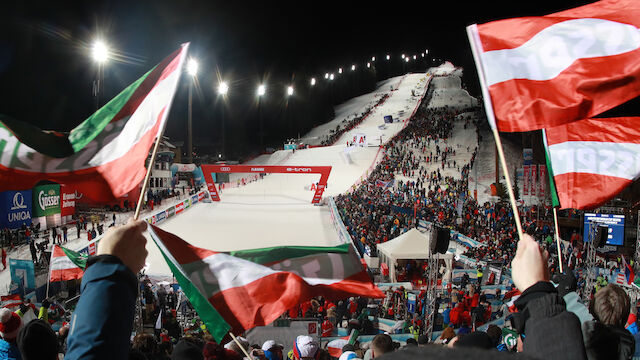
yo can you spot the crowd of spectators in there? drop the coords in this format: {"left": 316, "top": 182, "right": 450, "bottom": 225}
{"left": 320, "top": 94, "right": 390, "bottom": 147}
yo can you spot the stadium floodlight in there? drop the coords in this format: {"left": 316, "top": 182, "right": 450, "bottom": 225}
{"left": 257, "top": 84, "right": 266, "bottom": 96}
{"left": 401, "top": 54, "right": 405, "bottom": 59}
{"left": 92, "top": 40, "right": 109, "bottom": 63}
{"left": 187, "top": 58, "right": 199, "bottom": 76}
{"left": 218, "top": 81, "right": 229, "bottom": 95}
{"left": 329, "top": 73, "right": 334, "bottom": 80}
{"left": 367, "top": 62, "right": 371, "bottom": 68}
{"left": 338, "top": 67, "right": 343, "bottom": 74}
{"left": 386, "top": 54, "right": 390, "bottom": 60}
{"left": 351, "top": 64, "right": 356, "bottom": 71}
{"left": 310, "top": 77, "right": 316, "bottom": 86}
{"left": 421, "top": 53, "right": 425, "bottom": 57}
{"left": 405, "top": 57, "right": 410, "bottom": 63}
{"left": 426, "top": 49, "right": 429, "bottom": 54}
{"left": 413, "top": 55, "right": 417, "bottom": 60}
{"left": 324, "top": 73, "right": 329, "bottom": 79}
{"left": 371, "top": 56, "right": 376, "bottom": 62}
{"left": 287, "top": 85, "right": 294, "bottom": 96}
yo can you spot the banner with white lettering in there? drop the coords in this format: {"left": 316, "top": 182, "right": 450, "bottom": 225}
{"left": 32, "top": 184, "right": 61, "bottom": 217}
{"left": 60, "top": 184, "right": 76, "bottom": 217}
{"left": 538, "top": 165, "right": 546, "bottom": 199}
{"left": 0, "top": 190, "right": 32, "bottom": 229}
{"left": 531, "top": 165, "right": 537, "bottom": 196}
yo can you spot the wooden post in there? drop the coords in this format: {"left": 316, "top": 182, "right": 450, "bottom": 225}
{"left": 553, "top": 207, "right": 564, "bottom": 273}
{"left": 133, "top": 135, "right": 164, "bottom": 220}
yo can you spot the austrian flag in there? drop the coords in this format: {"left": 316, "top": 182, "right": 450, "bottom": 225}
{"left": 147, "top": 225, "right": 383, "bottom": 343}
{"left": 543, "top": 117, "right": 640, "bottom": 210}
{"left": 467, "top": 0, "right": 640, "bottom": 132}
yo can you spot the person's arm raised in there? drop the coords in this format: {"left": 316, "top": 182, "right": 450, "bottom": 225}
{"left": 65, "top": 220, "right": 148, "bottom": 360}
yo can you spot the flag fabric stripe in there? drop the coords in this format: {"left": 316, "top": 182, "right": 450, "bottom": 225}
{"left": 470, "top": 0, "right": 640, "bottom": 133}
{"left": 552, "top": 171, "right": 631, "bottom": 210}
{"left": 544, "top": 117, "right": 640, "bottom": 145}
{"left": 542, "top": 131, "right": 561, "bottom": 208}
{"left": 544, "top": 117, "right": 640, "bottom": 209}
{"left": 209, "top": 270, "right": 380, "bottom": 333}
{"left": 228, "top": 244, "right": 350, "bottom": 266}
{"left": 478, "top": 0, "right": 640, "bottom": 51}
{"left": 480, "top": 19, "right": 640, "bottom": 86}
{"left": 0, "top": 44, "right": 189, "bottom": 201}
{"left": 486, "top": 50, "right": 640, "bottom": 132}
{"left": 147, "top": 225, "right": 383, "bottom": 342}
{"left": 546, "top": 141, "right": 640, "bottom": 180}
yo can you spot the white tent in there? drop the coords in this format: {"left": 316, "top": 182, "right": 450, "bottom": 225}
{"left": 376, "top": 228, "right": 453, "bottom": 282}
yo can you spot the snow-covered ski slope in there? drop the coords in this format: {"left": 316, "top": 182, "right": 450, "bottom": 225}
{"left": 143, "top": 72, "right": 432, "bottom": 275}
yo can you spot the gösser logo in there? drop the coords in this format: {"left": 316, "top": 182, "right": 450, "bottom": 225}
{"left": 10, "top": 192, "right": 26, "bottom": 210}
{"left": 38, "top": 189, "right": 59, "bottom": 210}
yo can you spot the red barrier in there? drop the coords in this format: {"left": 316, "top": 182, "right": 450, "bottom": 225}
{"left": 201, "top": 164, "right": 332, "bottom": 204}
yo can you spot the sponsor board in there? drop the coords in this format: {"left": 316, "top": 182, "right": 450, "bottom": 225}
{"left": 60, "top": 184, "right": 76, "bottom": 217}
{"left": 156, "top": 211, "right": 166, "bottom": 222}
{"left": 191, "top": 195, "right": 198, "bottom": 203}
{"left": 167, "top": 206, "right": 175, "bottom": 218}
{"left": 198, "top": 192, "right": 205, "bottom": 201}
{"left": 176, "top": 201, "right": 185, "bottom": 214}
{"left": 1, "top": 190, "right": 32, "bottom": 229}
{"left": 88, "top": 242, "right": 96, "bottom": 256}
{"left": 33, "top": 184, "right": 61, "bottom": 217}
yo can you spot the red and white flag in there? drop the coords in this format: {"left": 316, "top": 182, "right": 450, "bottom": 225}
{"left": 467, "top": 0, "right": 640, "bottom": 132}
{"left": 147, "top": 225, "right": 383, "bottom": 343}
{"left": 49, "top": 245, "right": 87, "bottom": 282}
{"left": 0, "top": 295, "right": 21, "bottom": 309}
{"left": 0, "top": 44, "right": 189, "bottom": 201}
{"left": 544, "top": 117, "right": 640, "bottom": 209}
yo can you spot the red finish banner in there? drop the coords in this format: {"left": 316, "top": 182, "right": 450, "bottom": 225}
{"left": 201, "top": 164, "right": 332, "bottom": 204}
{"left": 60, "top": 184, "right": 76, "bottom": 217}
{"left": 539, "top": 165, "right": 546, "bottom": 199}
{"left": 531, "top": 165, "right": 537, "bottom": 196}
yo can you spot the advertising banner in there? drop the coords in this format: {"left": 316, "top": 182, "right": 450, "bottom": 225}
{"left": 167, "top": 206, "right": 175, "bottom": 218}
{"left": 156, "top": 210, "right": 166, "bottom": 223}
{"left": 531, "top": 165, "right": 537, "bottom": 196}
{"left": 60, "top": 184, "right": 76, "bottom": 217}
{"left": 192, "top": 194, "right": 198, "bottom": 204}
{"left": 9, "top": 259, "right": 36, "bottom": 297}
{"left": 198, "top": 192, "right": 205, "bottom": 201}
{"left": 352, "top": 133, "right": 367, "bottom": 146}
{"left": 0, "top": 190, "right": 32, "bottom": 229}
{"left": 176, "top": 201, "right": 185, "bottom": 214}
{"left": 185, "top": 198, "right": 191, "bottom": 209}
{"left": 538, "top": 165, "right": 546, "bottom": 199}
{"left": 523, "top": 148, "right": 533, "bottom": 166}
{"left": 523, "top": 165, "right": 530, "bottom": 196}
{"left": 32, "top": 184, "right": 61, "bottom": 217}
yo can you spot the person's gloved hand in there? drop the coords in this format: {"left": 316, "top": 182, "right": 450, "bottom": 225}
{"left": 19, "top": 303, "right": 29, "bottom": 314}
{"left": 41, "top": 298, "right": 50, "bottom": 309}
{"left": 552, "top": 271, "right": 577, "bottom": 297}
{"left": 97, "top": 220, "right": 148, "bottom": 273}
{"left": 511, "top": 234, "right": 550, "bottom": 292}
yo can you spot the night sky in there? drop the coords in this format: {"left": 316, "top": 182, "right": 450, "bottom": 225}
{"left": 1, "top": 0, "right": 617, "bottom": 158}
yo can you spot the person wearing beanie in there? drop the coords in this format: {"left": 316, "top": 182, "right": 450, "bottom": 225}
{"left": 292, "top": 336, "right": 319, "bottom": 360}
{"left": 17, "top": 319, "right": 59, "bottom": 360}
{"left": 0, "top": 308, "right": 23, "bottom": 360}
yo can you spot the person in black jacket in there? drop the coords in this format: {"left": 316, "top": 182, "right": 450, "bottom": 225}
{"left": 582, "top": 284, "right": 635, "bottom": 360}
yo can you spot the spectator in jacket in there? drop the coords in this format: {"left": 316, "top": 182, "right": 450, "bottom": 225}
{"left": 0, "top": 308, "right": 23, "bottom": 360}
{"left": 582, "top": 284, "right": 635, "bottom": 360}
{"left": 65, "top": 220, "right": 148, "bottom": 360}
{"left": 16, "top": 319, "right": 59, "bottom": 360}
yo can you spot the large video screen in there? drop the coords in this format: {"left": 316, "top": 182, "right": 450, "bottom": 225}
{"left": 583, "top": 213, "right": 625, "bottom": 246}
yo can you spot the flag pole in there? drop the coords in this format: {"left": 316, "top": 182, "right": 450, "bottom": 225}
{"left": 134, "top": 134, "right": 163, "bottom": 220}
{"left": 553, "top": 207, "right": 564, "bottom": 273}
{"left": 229, "top": 332, "right": 255, "bottom": 360}
{"left": 466, "top": 24, "right": 524, "bottom": 240}
{"left": 46, "top": 246, "right": 54, "bottom": 299}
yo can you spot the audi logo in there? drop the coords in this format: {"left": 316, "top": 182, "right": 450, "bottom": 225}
{"left": 220, "top": 167, "right": 231, "bottom": 171}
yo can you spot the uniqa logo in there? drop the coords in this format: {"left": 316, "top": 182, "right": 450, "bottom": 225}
{"left": 10, "top": 192, "right": 26, "bottom": 210}
{"left": 38, "top": 190, "right": 60, "bottom": 210}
